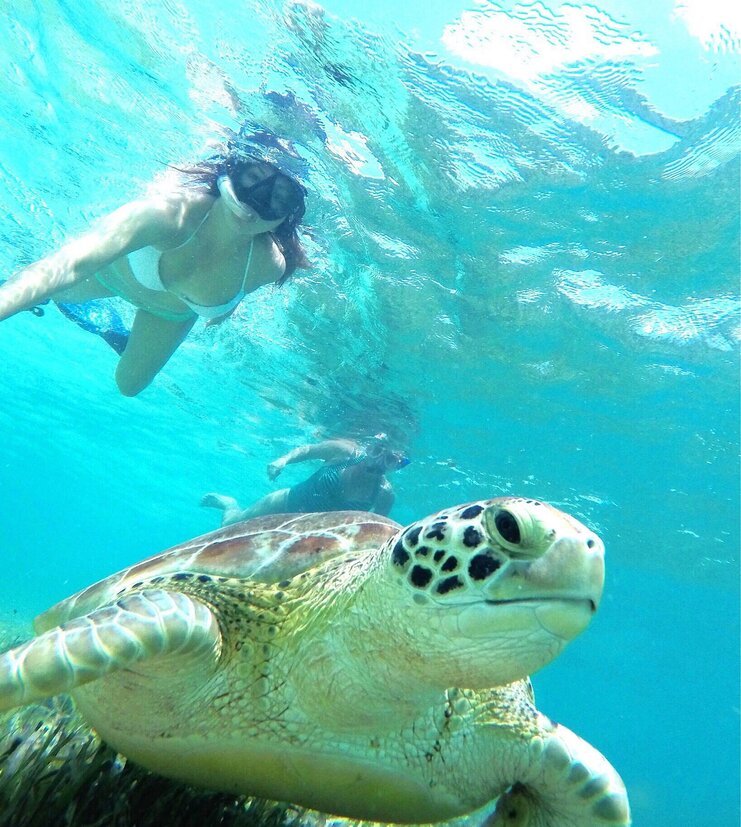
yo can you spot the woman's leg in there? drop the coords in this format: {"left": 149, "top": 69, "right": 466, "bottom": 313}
{"left": 201, "top": 489, "right": 292, "bottom": 527}
{"left": 115, "top": 309, "right": 196, "bottom": 396}
{"left": 236, "top": 488, "right": 292, "bottom": 520}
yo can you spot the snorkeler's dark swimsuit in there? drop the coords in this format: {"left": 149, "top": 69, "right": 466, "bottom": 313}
{"left": 284, "top": 452, "right": 378, "bottom": 512}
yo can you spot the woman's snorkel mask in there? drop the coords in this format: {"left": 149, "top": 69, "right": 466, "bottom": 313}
{"left": 365, "top": 433, "right": 410, "bottom": 471}
{"left": 224, "top": 127, "right": 308, "bottom": 226}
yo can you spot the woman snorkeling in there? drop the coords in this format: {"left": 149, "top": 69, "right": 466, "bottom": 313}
{"left": 201, "top": 434, "right": 410, "bottom": 525}
{"left": 0, "top": 129, "right": 309, "bottom": 395}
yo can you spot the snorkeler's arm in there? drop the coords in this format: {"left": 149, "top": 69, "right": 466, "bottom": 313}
{"left": 267, "top": 439, "right": 359, "bottom": 480}
{"left": 0, "top": 198, "right": 183, "bottom": 321}
{"left": 373, "top": 480, "right": 395, "bottom": 517}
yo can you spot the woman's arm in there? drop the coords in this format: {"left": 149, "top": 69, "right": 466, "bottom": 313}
{"left": 267, "top": 439, "right": 359, "bottom": 480}
{"left": 0, "top": 196, "right": 185, "bottom": 321}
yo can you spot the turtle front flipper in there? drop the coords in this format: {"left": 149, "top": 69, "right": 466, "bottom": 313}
{"left": 488, "top": 718, "right": 631, "bottom": 827}
{"left": 0, "top": 590, "right": 221, "bottom": 713}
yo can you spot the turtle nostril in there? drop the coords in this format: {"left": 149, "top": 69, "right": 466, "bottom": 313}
{"left": 586, "top": 538, "right": 595, "bottom": 549}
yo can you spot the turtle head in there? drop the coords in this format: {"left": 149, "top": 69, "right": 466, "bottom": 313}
{"left": 382, "top": 496, "right": 605, "bottom": 687}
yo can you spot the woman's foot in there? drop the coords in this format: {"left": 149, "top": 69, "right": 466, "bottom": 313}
{"left": 200, "top": 493, "right": 242, "bottom": 525}
{"left": 200, "top": 493, "right": 236, "bottom": 511}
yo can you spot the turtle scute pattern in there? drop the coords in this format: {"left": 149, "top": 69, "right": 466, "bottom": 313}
{"left": 36, "top": 510, "right": 400, "bottom": 632}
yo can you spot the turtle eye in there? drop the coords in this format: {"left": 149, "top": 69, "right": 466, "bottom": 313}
{"left": 494, "top": 510, "right": 520, "bottom": 545}
{"left": 484, "top": 501, "right": 555, "bottom": 559}
{"left": 486, "top": 506, "right": 526, "bottom": 552}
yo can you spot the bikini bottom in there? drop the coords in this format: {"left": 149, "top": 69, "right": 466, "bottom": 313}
{"left": 94, "top": 273, "right": 195, "bottom": 322}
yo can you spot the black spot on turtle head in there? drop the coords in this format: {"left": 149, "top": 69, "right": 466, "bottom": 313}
{"left": 172, "top": 573, "right": 192, "bottom": 581}
{"left": 410, "top": 565, "right": 433, "bottom": 588}
{"left": 468, "top": 554, "right": 501, "bottom": 581}
{"left": 463, "top": 526, "right": 482, "bottom": 548}
{"left": 392, "top": 540, "right": 410, "bottom": 568}
{"left": 436, "top": 575, "right": 463, "bottom": 595}
{"left": 433, "top": 550, "right": 445, "bottom": 563}
{"left": 459, "top": 504, "right": 484, "bottom": 520}
{"left": 405, "top": 526, "right": 422, "bottom": 547}
{"left": 441, "top": 556, "right": 458, "bottom": 572}
{"left": 415, "top": 545, "right": 431, "bottom": 558}
{"left": 425, "top": 521, "right": 447, "bottom": 542}
{"left": 197, "top": 574, "right": 212, "bottom": 583}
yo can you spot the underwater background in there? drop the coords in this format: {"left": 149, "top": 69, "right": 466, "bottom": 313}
{"left": 0, "top": 0, "right": 738, "bottom": 825}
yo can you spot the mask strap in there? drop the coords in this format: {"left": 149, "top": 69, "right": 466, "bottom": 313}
{"left": 217, "top": 175, "right": 255, "bottom": 221}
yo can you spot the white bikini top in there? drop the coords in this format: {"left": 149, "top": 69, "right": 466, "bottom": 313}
{"left": 127, "top": 232, "right": 255, "bottom": 320}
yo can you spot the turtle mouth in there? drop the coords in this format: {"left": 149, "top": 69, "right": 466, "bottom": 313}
{"left": 484, "top": 597, "right": 597, "bottom": 613}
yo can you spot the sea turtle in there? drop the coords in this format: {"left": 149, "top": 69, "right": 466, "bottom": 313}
{"left": 0, "top": 497, "right": 630, "bottom": 825}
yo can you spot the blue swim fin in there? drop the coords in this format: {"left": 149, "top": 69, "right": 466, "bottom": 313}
{"left": 0, "top": 279, "right": 130, "bottom": 355}
{"left": 56, "top": 300, "right": 130, "bottom": 355}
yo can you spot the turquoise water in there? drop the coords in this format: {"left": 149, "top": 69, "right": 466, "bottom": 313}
{"left": 0, "top": 1, "right": 739, "bottom": 824}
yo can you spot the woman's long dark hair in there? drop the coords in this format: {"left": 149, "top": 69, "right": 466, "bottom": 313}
{"left": 172, "top": 154, "right": 309, "bottom": 283}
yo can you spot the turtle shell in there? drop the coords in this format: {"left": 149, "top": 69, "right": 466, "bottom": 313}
{"left": 36, "top": 511, "right": 400, "bottom": 633}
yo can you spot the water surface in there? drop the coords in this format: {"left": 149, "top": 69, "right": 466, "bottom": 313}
{"left": 0, "top": 2, "right": 738, "bottom": 825}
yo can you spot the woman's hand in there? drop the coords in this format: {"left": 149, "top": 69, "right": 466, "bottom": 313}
{"left": 267, "top": 460, "right": 285, "bottom": 481}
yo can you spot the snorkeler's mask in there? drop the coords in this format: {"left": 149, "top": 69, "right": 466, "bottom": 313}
{"left": 225, "top": 127, "right": 308, "bottom": 224}
{"left": 226, "top": 160, "right": 306, "bottom": 222}
{"left": 365, "top": 436, "right": 411, "bottom": 472}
